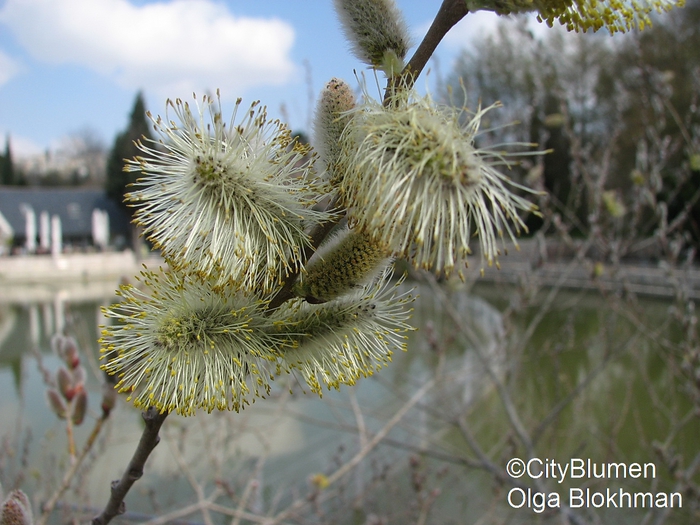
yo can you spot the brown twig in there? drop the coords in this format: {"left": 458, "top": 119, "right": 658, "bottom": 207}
{"left": 38, "top": 414, "right": 108, "bottom": 525}
{"left": 92, "top": 408, "right": 169, "bottom": 525}
{"left": 65, "top": 414, "right": 76, "bottom": 459}
{"left": 386, "top": 0, "right": 469, "bottom": 100}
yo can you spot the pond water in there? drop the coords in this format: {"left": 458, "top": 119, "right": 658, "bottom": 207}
{"left": 0, "top": 276, "right": 698, "bottom": 524}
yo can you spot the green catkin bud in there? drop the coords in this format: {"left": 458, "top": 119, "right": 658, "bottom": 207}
{"left": 0, "top": 489, "right": 33, "bottom": 525}
{"left": 314, "top": 78, "right": 356, "bottom": 188}
{"left": 333, "top": 0, "right": 411, "bottom": 75}
{"left": 294, "top": 228, "right": 390, "bottom": 304}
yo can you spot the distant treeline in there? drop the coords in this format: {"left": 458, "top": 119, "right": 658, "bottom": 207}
{"left": 446, "top": 0, "right": 700, "bottom": 258}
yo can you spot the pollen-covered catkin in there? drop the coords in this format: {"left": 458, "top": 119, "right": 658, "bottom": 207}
{"left": 314, "top": 78, "right": 356, "bottom": 187}
{"left": 100, "top": 269, "right": 285, "bottom": 415}
{"left": 124, "top": 92, "right": 331, "bottom": 294}
{"left": 467, "top": 0, "right": 684, "bottom": 33}
{"left": 275, "top": 268, "right": 414, "bottom": 394}
{"left": 333, "top": 0, "right": 411, "bottom": 75}
{"left": 294, "top": 228, "right": 390, "bottom": 303}
{"left": 340, "top": 85, "right": 540, "bottom": 275}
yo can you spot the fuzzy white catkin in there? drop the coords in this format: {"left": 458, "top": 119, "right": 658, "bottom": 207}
{"left": 333, "top": 0, "right": 411, "bottom": 74}
{"left": 276, "top": 268, "right": 414, "bottom": 394}
{"left": 340, "top": 86, "right": 540, "bottom": 276}
{"left": 124, "top": 93, "right": 331, "bottom": 294}
{"left": 101, "top": 267, "right": 415, "bottom": 413}
{"left": 100, "top": 269, "right": 284, "bottom": 415}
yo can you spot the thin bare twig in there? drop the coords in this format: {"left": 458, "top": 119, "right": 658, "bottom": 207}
{"left": 38, "top": 415, "right": 108, "bottom": 525}
{"left": 231, "top": 456, "right": 265, "bottom": 525}
{"left": 92, "top": 408, "right": 169, "bottom": 525}
{"left": 167, "top": 433, "right": 215, "bottom": 525}
{"left": 262, "top": 379, "right": 435, "bottom": 525}
{"left": 387, "top": 0, "right": 469, "bottom": 98}
{"left": 419, "top": 273, "right": 594, "bottom": 525}
{"left": 421, "top": 272, "right": 535, "bottom": 456}
{"left": 144, "top": 488, "right": 223, "bottom": 525}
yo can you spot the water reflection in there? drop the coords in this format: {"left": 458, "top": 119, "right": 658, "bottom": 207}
{"left": 0, "top": 282, "right": 114, "bottom": 393}
{"left": 406, "top": 289, "right": 507, "bottom": 417}
{"left": 0, "top": 278, "right": 697, "bottom": 524}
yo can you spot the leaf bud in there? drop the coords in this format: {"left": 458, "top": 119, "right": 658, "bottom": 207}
{"left": 51, "top": 334, "right": 80, "bottom": 369}
{"left": 46, "top": 388, "right": 67, "bottom": 420}
{"left": 70, "top": 388, "right": 88, "bottom": 426}
{"left": 56, "top": 367, "right": 75, "bottom": 401}
{"left": 0, "top": 489, "right": 33, "bottom": 525}
{"left": 101, "top": 382, "right": 118, "bottom": 417}
{"left": 71, "top": 365, "right": 86, "bottom": 390}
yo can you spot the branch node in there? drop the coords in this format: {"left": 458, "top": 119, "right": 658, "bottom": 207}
{"left": 142, "top": 406, "right": 161, "bottom": 423}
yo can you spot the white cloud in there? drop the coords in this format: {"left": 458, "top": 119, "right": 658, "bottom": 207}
{"left": 0, "top": 49, "right": 21, "bottom": 86}
{"left": 0, "top": 0, "right": 296, "bottom": 99}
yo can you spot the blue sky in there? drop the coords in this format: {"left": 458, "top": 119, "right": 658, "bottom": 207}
{"left": 0, "top": 0, "right": 509, "bottom": 157}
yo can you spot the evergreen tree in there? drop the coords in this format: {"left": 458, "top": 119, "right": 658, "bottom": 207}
{"left": 1, "top": 136, "right": 15, "bottom": 185}
{"left": 106, "top": 92, "right": 152, "bottom": 209}
{"left": 106, "top": 92, "right": 152, "bottom": 250}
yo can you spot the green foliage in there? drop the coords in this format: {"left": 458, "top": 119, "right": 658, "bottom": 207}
{"left": 105, "top": 92, "right": 152, "bottom": 210}
{"left": 0, "top": 136, "right": 22, "bottom": 186}
{"left": 1, "top": 137, "right": 13, "bottom": 185}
